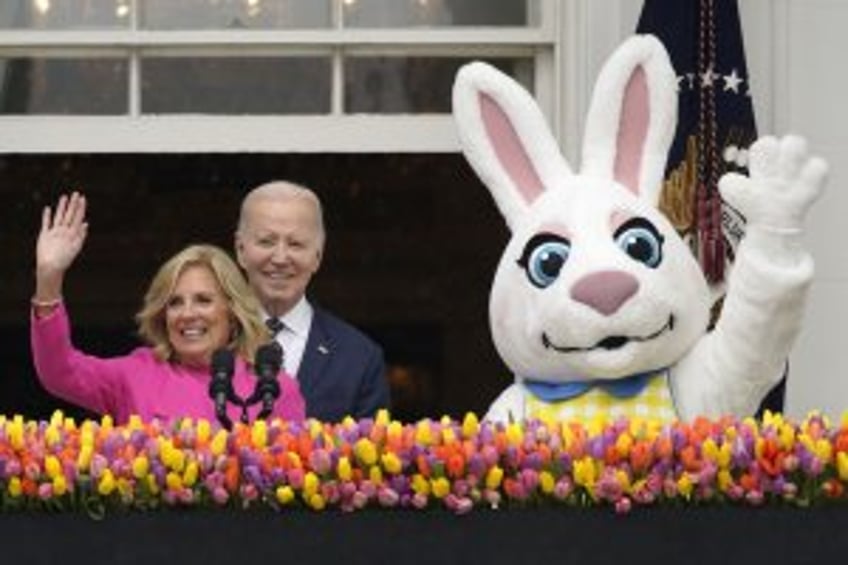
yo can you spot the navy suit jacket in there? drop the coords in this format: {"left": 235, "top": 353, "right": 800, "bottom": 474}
{"left": 296, "top": 306, "right": 389, "bottom": 422}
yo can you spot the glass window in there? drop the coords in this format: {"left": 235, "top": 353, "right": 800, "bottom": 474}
{"left": 141, "top": 0, "right": 331, "bottom": 30}
{"left": 0, "top": 58, "right": 128, "bottom": 114}
{"left": 141, "top": 56, "right": 332, "bottom": 114}
{"left": 0, "top": 0, "right": 129, "bottom": 29}
{"left": 345, "top": 56, "right": 534, "bottom": 114}
{"left": 343, "top": 0, "right": 538, "bottom": 28}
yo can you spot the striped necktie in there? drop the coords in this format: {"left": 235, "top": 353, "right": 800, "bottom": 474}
{"left": 266, "top": 317, "right": 284, "bottom": 337}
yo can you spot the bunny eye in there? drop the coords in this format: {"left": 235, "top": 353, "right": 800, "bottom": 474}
{"left": 517, "top": 233, "right": 571, "bottom": 289}
{"left": 614, "top": 218, "right": 664, "bottom": 268}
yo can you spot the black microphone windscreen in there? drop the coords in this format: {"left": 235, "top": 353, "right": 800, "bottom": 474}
{"left": 211, "top": 348, "right": 235, "bottom": 375}
{"left": 255, "top": 343, "right": 282, "bottom": 371}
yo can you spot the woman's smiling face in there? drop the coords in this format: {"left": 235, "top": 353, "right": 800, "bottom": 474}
{"left": 164, "top": 264, "right": 232, "bottom": 368}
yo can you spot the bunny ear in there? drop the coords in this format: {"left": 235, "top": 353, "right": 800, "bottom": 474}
{"left": 453, "top": 62, "right": 573, "bottom": 230}
{"left": 581, "top": 35, "right": 677, "bottom": 205}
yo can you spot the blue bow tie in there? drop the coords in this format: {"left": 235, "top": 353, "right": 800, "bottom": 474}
{"left": 524, "top": 370, "right": 663, "bottom": 402}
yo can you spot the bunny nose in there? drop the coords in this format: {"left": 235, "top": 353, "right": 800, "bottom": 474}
{"left": 570, "top": 270, "right": 639, "bottom": 316}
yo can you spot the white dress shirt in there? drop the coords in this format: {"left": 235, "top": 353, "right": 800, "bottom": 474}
{"left": 264, "top": 297, "right": 313, "bottom": 380}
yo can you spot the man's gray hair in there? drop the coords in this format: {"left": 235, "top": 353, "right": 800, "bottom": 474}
{"left": 237, "top": 180, "right": 325, "bottom": 245}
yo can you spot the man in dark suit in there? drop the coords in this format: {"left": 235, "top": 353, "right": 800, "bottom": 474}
{"left": 235, "top": 180, "right": 389, "bottom": 422}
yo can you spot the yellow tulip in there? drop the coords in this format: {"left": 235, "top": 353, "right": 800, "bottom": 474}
{"left": 8, "top": 477, "right": 22, "bottom": 497}
{"left": 127, "top": 414, "right": 143, "bottom": 431}
{"left": 717, "top": 444, "right": 732, "bottom": 469}
{"left": 98, "top": 470, "right": 116, "bottom": 496}
{"left": 52, "top": 475, "right": 67, "bottom": 497}
{"left": 117, "top": 478, "right": 132, "bottom": 499}
{"left": 165, "top": 472, "right": 183, "bottom": 491}
{"left": 7, "top": 418, "right": 24, "bottom": 451}
{"left": 308, "top": 419, "right": 323, "bottom": 438}
{"left": 702, "top": 438, "right": 719, "bottom": 463}
{"left": 677, "top": 473, "right": 694, "bottom": 498}
{"left": 505, "top": 423, "right": 523, "bottom": 446}
{"left": 288, "top": 452, "right": 303, "bottom": 468}
{"left": 77, "top": 444, "right": 93, "bottom": 471}
{"left": 815, "top": 439, "right": 833, "bottom": 463}
{"left": 308, "top": 493, "right": 326, "bottom": 511}
{"left": 132, "top": 456, "right": 150, "bottom": 479}
{"left": 573, "top": 457, "right": 597, "bottom": 488}
{"left": 354, "top": 438, "right": 378, "bottom": 466}
{"left": 303, "top": 472, "right": 320, "bottom": 498}
{"left": 415, "top": 421, "right": 433, "bottom": 446}
{"left": 210, "top": 429, "right": 228, "bottom": 457}
{"left": 387, "top": 421, "right": 404, "bottom": 443}
{"left": 561, "top": 425, "right": 576, "bottom": 450}
{"left": 276, "top": 485, "right": 295, "bottom": 505}
{"left": 337, "top": 457, "right": 352, "bottom": 482}
{"left": 441, "top": 427, "right": 457, "bottom": 445}
{"left": 44, "top": 455, "right": 62, "bottom": 479}
{"left": 539, "top": 471, "right": 555, "bottom": 494}
{"left": 381, "top": 452, "right": 402, "bottom": 475}
{"left": 101, "top": 414, "right": 114, "bottom": 431}
{"left": 63, "top": 417, "right": 77, "bottom": 433}
{"left": 837, "top": 452, "right": 848, "bottom": 481}
{"left": 146, "top": 474, "right": 160, "bottom": 495}
{"left": 50, "top": 410, "right": 64, "bottom": 428}
{"left": 369, "top": 466, "right": 383, "bottom": 485}
{"left": 615, "top": 433, "right": 633, "bottom": 458}
{"left": 183, "top": 461, "right": 199, "bottom": 487}
{"left": 717, "top": 470, "right": 733, "bottom": 492}
{"left": 485, "top": 466, "right": 504, "bottom": 490}
{"left": 251, "top": 420, "right": 268, "bottom": 448}
{"left": 778, "top": 425, "right": 795, "bottom": 451}
{"left": 412, "top": 474, "right": 431, "bottom": 496}
{"left": 461, "top": 413, "right": 479, "bottom": 439}
{"left": 431, "top": 477, "right": 450, "bottom": 499}
{"left": 196, "top": 419, "right": 211, "bottom": 444}
{"left": 375, "top": 409, "right": 391, "bottom": 427}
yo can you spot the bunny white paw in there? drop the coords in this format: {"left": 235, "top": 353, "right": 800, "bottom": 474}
{"left": 719, "top": 135, "right": 828, "bottom": 232}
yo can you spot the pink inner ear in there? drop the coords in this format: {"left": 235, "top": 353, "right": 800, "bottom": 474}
{"left": 614, "top": 67, "right": 649, "bottom": 196}
{"left": 480, "top": 92, "right": 544, "bottom": 206}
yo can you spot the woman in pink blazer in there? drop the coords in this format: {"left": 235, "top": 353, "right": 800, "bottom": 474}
{"left": 30, "top": 192, "right": 305, "bottom": 425}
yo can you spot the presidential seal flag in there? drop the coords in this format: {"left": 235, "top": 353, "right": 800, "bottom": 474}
{"left": 637, "top": 0, "right": 756, "bottom": 284}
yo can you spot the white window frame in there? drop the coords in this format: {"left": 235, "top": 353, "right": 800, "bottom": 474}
{"left": 0, "top": 0, "right": 576, "bottom": 154}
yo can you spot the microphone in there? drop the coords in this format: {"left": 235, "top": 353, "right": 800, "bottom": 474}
{"left": 208, "top": 348, "right": 235, "bottom": 430}
{"left": 245, "top": 343, "right": 283, "bottom": 420}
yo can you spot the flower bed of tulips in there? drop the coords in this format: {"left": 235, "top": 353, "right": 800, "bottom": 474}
{"left": 1, "top": 410, "right": 848, "bottom": 517}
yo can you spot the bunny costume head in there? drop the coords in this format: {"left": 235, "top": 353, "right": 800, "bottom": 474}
{"left": 453, "top": 36, "right": 827, "bottom": 423}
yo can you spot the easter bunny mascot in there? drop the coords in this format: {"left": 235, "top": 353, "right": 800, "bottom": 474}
{"left": 452, "top": 35, "right": 827, "bottom": 424}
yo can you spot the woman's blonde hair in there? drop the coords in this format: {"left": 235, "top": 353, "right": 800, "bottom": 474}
{"left": 136, "top": 244, "right": 268, "bottom": 364}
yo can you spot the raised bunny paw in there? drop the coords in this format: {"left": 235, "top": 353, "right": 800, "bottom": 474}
{"left": 719, "top": 135, "right": 828, "bottom": 232}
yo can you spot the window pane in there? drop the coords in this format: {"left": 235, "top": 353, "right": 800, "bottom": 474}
{"left": 141, "top": 0, "right": 330, "bottom": 30}
{"left": 345, "top": 57, "right": 533, "bottom": 114}
{"left": 0, "top": 0, "right": 129, "bottom": 29}
{"left": 343, "top": 0, "right": 538, "bottom": 28}
{"left": 142, "top": 57, "right": 331, "bottom": 115}
{"left": 0, "top": 58, "right": 128, "bottom": 114}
